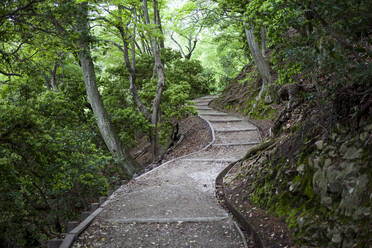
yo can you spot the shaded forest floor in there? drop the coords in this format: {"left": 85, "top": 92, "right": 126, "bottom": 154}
{"left": 130, "top": 115, "right": 212, "bottom": 168}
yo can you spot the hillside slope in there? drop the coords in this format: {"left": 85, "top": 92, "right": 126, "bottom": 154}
{"left": 213, "top": 65, "right": 372, "bottom": 247}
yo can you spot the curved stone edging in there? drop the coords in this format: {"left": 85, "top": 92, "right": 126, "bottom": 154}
{"left": 215, "top": 159, "right": 264, "bottom": 248}
{"left": 210, "top": 93, "right": 264, "bottom": 248}
{"left": 59, "top": 97, "right": 217, "bottom": 248}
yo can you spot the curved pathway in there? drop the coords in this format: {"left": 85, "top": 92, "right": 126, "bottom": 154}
{"left": 72, "top": 95, "right": 260, "bottom": 248}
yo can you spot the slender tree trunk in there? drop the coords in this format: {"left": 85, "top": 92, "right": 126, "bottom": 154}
{"left": 50, "top": 62, "right": 59, "bottom": 92}
{"left": 76, "top": 3, "right": 138, "bottom": 176}
{"left": 260, "top": 27, "right": 267, "bottom": 58}
{"left": 154, "top": 0, "right": 165, "bottom": 49}
{"left": 43, "top": 73, "right": 52, "bottom": 90}
{"left": 143, "top": 0, "right": 166, "bottom": 160}
{"left": 244, "top": 25, "right": 272, "bottom": 112}
{"left": 116, "top": 6, "right": 151, "bottom": 121}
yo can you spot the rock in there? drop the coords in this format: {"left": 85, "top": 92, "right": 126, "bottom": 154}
{"left": 331, "top": 232, "right": 342, "bottom": 244}
{"left": 264, "top": 95, "right": 273, "bottom": 104}
{"left": 297, "top": 164, "right": 305, "bottom": 174}
{"left": 364, "top": 124, "right": 372, "bottom": 131}
{"left": 338, "top": 126, "right": 347, "bottom": 134}
{"left": 99, "top": 196, "right": 107, "bottom": 204}
{"left": 328, "top": 150, "right": 337, "bottom": 158}
{"left": 297, "top": 216, "right": 305, "bottom": 229}
{"left": 324, "top": 158, "right": 332, "bottom": 167}
{"left": 340, "top": 162, "right": 357, "bottom": 177}
{"left": 308, "top": 157, "right": 313, "bottom": 167}
{"left": 330, "top": 133, "right": 337, "bottom": 141}
{"left": 342, "top": 239, "right": 354, "bottom": 248}
{"left": 353, "top": 207, "right": 370, "bottom": 220}
{"left": 80, "top": 211, "right": 91, "bottom": 222}
{"left": 342, "top": 147, "right": 363, "bottom": 160}
{"left": 339, "top": 175, "right": 369, "bottom": 216}
{"left": 339, "top": 142, "right": 349, "bottom": 154}
{"left": 66, "top": 221, "right": 79, "bottom": 232}
{"left": 91, "top": 202, "right": 99, "bottom": 211}
{"left": 321, "top": 196, "right": 332, "bottom": 207}
{"left": 313, "top": 169, "right": 327, "bottom": 195}
{"left": 360, "top": 132, "right": 368, "bottom": 142}
{"left": 315, "top": 140, "right": 324, "bottom": 150}
{"left": 326, "top": 167, "right": 342, "bottom": 193}
{"left": 325, "top": 145, "right": 336, "bottom": 152}
{"left": 313, "top": 157, "right": 321, "bottom": 169}
{"left": 48, "top": 239, "right": 63, "bottom": 248}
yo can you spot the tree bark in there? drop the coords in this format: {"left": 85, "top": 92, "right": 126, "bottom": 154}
{"left": 143, "top": 0, "right": 166, "bottom": 160}
{"left": 50, "top": 62, "right": 58, "bottom": 92}
{"left": 260, "top": 27, "right": 267, "bottom": 58}
{"left": 76, "top": 3, "right": 139, "bottom": 176}
{"left": 244, "top": 26, "right": 272, "bottom": 112}
{"left": 153, "top": 0, "right": 165, "bottom": 49}
{"left": 116, "top": 6, "right": 151, "bottom": 121}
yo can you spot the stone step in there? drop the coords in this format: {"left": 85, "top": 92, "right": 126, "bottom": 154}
{"left": 196, "top": 107, "right": 213, "bottom": 111}
{"left": 209, "top": 119, "right": 242, "bottom": 123}
{"left": 215, "top": 128, "right": 257, "bottom": 132}
{"left": 201, "top": 115, "right": 241, "bottom": 121}
{"left": 185, "top": 146, "right": 246, "bottom": 162}
{"left": 194, "top": 99, "right": 212, "bottom": 103}
{"left": 212, "top": 121, "right": 257, "bottom": 131}
{"left": 199, "top": 113, "right": 227, "bottom": 116}
{"left": 195, "top": 104, "right": 210, "bottom": 107}
{"left": 213, "top": 142, "right": 259, "bottom": 147}
{"left": 183, "top": 159, "right": 236, "bottom": 163}
{"left": 215, "top": 131, "right": 261, "bottom": 144}
{"left": 199, "top": 95, "right": 218, "bottom": 99}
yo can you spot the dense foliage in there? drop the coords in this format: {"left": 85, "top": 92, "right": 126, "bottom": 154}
{"left": 0, "top": 75, "right": 110, "bottom": 246}
{"left": 0, "top": 1, "right": 212, "bottom": 246}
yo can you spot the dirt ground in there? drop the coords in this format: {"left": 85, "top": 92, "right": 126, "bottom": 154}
{"left": 222, "top": 157, "right": 297, "bottom": 248}
{"left": 130, "top": 116, "right": 212, "bottom": 169}
{"left": 162, "top": 116, "right": 212, "bottom": 161}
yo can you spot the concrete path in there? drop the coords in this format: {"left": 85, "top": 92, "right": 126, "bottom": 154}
{"left": 72, "top": 95, "right": 260, "bottom": 248}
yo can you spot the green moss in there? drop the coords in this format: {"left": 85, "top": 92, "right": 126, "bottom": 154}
{"left": 303, "top": 172, "right": 315, "bottom": 199}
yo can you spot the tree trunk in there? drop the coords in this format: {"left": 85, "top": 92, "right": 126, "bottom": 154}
{"left": 153, "top": 0, "right": 165, "bottom": 49}
{"left": 143, "top": 0, "right": 166, "bottom": 160}
{"left": 116, "top": 8, "right": 151, "bottom": 121}
{"left": 244, "top": 26, "right": 272, "bottom": 113}
{"left": 50, "top": 62, "right": 59, "bottom": 92}
{"left": 260, "top": 27, "right": 267, "bottom": 58}
{"left": 76, "top": 3, "right": 138, "bottom": 176}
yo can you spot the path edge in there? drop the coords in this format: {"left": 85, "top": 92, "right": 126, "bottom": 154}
{"left": 215, "top": 156, "right": 264, "bottom": 248}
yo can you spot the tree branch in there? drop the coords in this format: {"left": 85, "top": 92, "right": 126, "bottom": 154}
{"left": 0, "top": 69, "right": 21, "bottom": 77}
{"left": 170, "top": 32, "right": 186, "bottom": 57}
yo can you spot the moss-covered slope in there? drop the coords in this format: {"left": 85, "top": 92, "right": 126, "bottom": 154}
{"left": 215, "top": 65, "right": 372, "bottom": 247}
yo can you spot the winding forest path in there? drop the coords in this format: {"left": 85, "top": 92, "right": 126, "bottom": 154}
{"left": 72, "top": 95, "right": 261, "bottom": 248}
